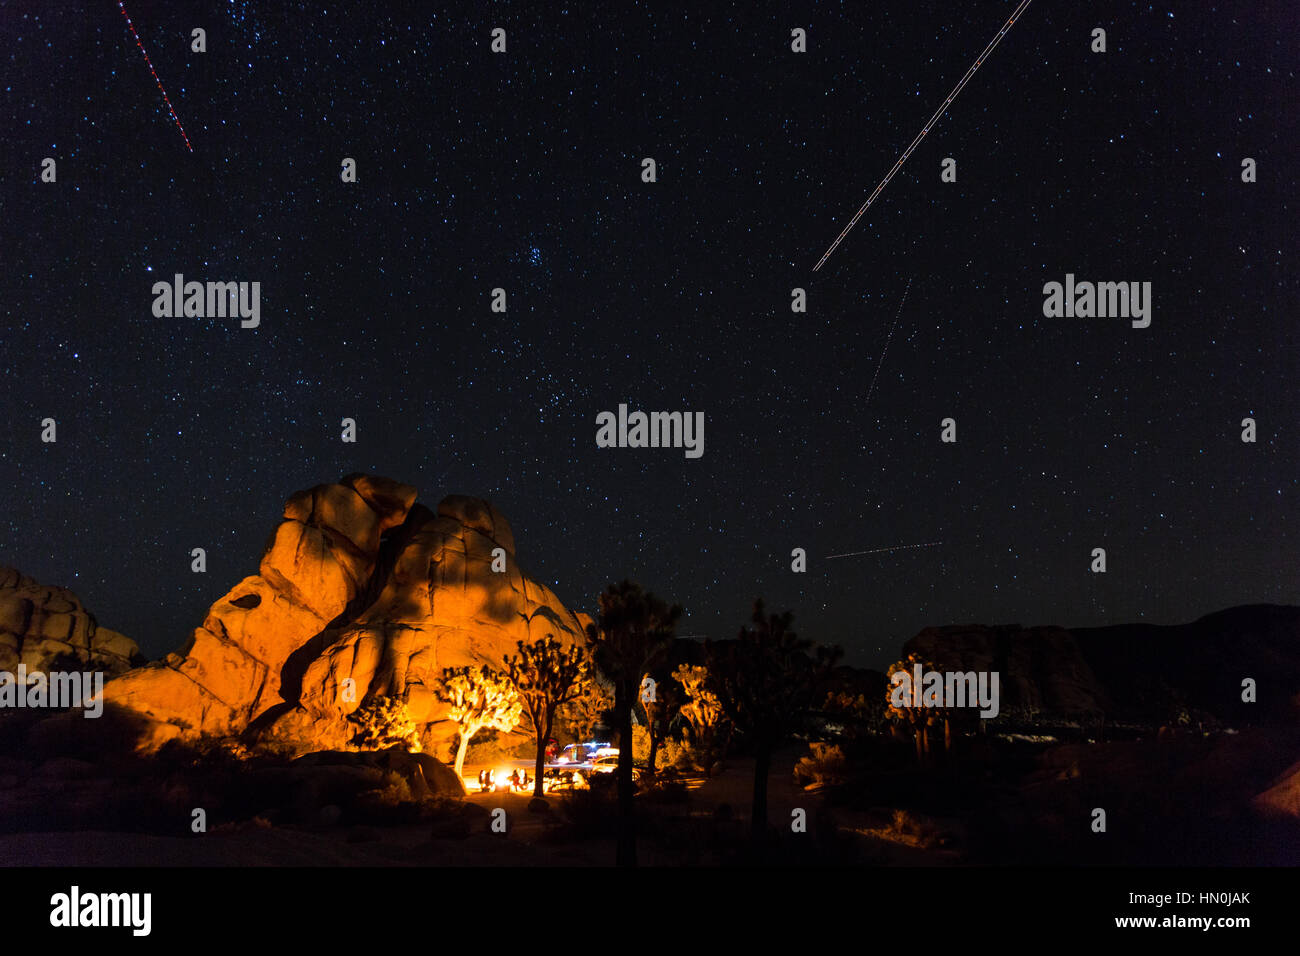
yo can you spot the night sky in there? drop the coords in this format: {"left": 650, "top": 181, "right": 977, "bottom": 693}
{"left": 1, "top": 1, "right": 1294, "bottom": 668}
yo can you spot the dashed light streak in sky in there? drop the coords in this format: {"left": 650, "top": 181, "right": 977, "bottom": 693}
{"left": 863, "top": 277, "right": 912, "bottom": 407}
{"left": 117, "top": 1, "right": 194, "bottom": 152}
{"left": 825, "top": 541, "right": 944, "bottom": 560}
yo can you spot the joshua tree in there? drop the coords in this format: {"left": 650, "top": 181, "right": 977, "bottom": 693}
{"left": 435, "top": 664, "right": 523, "bottom": 778}
{"left": 641, "top": 670, "right": 684, "bottom": 776}
{"left": 884, "top": 653, "right": 950, "bottom": 764}
{"left": 706, "top": 600, "right": 841, "bottom": 842}
{"left": 820, "top": 689, "right": 888, "bottom": 741}
{"left": 559, "top": 677, "right": 615, "bottom": 743}
{"left": 672, "top": 663, "right": 728, "bottom": 775}
{"left": 585, "top": 579, "right": 682, "bottom": 867}
{"left": 504, "top": 637, "right": 592, "bottom": 800}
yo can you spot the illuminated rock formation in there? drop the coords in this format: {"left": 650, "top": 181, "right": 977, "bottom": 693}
{"left": 0, "top": 567, "right": 141, "bottom": 676}
{"left": 103, "top": 475, "right": 590, "bottom": 753}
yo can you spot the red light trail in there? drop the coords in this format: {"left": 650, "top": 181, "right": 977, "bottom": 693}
{"left": 117, "top": 1, "right": 193, "bottom": 152}
{"left": 813, "top": 0, "right": 1035, "bottom": 272}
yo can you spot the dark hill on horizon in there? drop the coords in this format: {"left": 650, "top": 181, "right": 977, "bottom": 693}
{"left": 903, "top": 603, "right": 1299, "bottom": 727}
{"left": 664, "top": 604, "right": 1299, "bottom": 730}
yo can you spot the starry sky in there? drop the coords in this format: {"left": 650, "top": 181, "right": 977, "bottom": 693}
{"left": 1, "top": 1, "right": 1294, "bottom": 668}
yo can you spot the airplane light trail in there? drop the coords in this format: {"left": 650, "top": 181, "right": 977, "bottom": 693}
{"left": 825, "top": 541, "right": 944, "bottom": 559}
{"left": 813, "top": 0, "right": 1034, "bottom": 271}
{"left": 117, "top": 1, "right": 193, "bottom": 152}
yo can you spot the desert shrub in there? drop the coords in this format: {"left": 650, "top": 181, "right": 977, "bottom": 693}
{"left": 427, "top": 798, "right": 489, "bottom": 839}
{"left": 793, "top": 742, "right": 848, "bottom": 787}
{"left": 630, "top": 723, "right": 651, "bottom": 761}
{"left": 669, "top": 736, "right": 716, "bottom": 773}
{"left": 887, "top": 808, "right": 947, "bottom": 849}
{"left": 348, "top": 697, "right": 422, "bottom": 752}
{"left": 373, "top": 770, "right": 414, "bottom": 805}
{"left": 350, "top": 771, "right": 422, "bottom": 825}
{"left": 640, "top": 774, "right": 689, "bottom": 805}
{"left": 552, "top": 786, "right": 620, "bottom": 840}
{"left": 657, "top": 735, "right": 691, "bottom": 771}
{"left": 630, "top": 724, "right": 713, "bottom": 773}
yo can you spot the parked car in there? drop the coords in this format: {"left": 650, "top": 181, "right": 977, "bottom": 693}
{"left": 554, "top": 741, "right": 613, "bottom": 765}
{"left": 592, "top": 754, "right": 640, "bottom": 779}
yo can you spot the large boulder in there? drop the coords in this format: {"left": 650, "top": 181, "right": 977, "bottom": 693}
{"left": 0, "top": 567, "right": 142, "bottom": 677}
{"left": 268, "top": 491, "right": 592, "bottom": 751}
{"left": 1253, "top": 758, "right": 1300, "bottom": 820}
{"left": 101, "top": 475, "right": 590, "bottom": 754}
{"left": 293, "top": 748, "right": 466, "bottom": 799}
{"left": 103, "top": 475, "right": 417, "bottom": 746}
